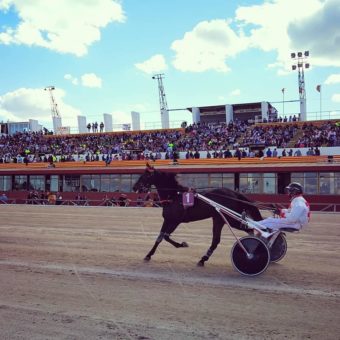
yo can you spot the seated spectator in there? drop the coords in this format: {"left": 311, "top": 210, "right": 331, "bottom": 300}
{"left": 48, "top": 192, "right": 57, "bottom": 205}
{"left": 0, "top": 192, "right": 8, "bottom": 203}
{"left": 56, "top": 193, "right": 63, "bottom": 205}
{"left": 118, "top": 193, "right": 130, "bottom": 207}
{"left": 144, "top": 198, "right": 154, "bottom": 207}
{"left": 266, "top": 148, "right": 272, "bottom": 157}
{"left": 136, "top": 195, "right": 144, "bottom": 206}
{"left": 294, "top": 149, "right": 302, "bottom": 157}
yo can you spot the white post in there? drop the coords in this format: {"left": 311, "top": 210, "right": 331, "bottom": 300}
{"left": 192, "top": 107, "right": 200, "bottom": 124}
{"left": 261, "top": 101, "right": 269, "bottom": 122}
{"left": 225, "top": 104, "right": 233, "bottom": 124}
{"left": 77, "top": 115, "right": 87, "bottom": 133}
{"left": 300, "top": 99, "right": 307, "bottom": 121}
{"left": 161, "top": 109, "right": 169, "bottom": 129}
{"left": 103, "top": 113, "right": 112, "bottom": 132}
{"left": 52, "top": 116, "right": 62, "bottom": 134}
{"left": 29, "top": 119, "right": 39, "bottom": 132}
{"left": 131, "top": 111, "right": 141, "bottom": 131}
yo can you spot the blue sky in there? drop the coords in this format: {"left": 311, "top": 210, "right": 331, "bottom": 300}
{"left": 0, "top": 0, "right": 339, "bottom": 131}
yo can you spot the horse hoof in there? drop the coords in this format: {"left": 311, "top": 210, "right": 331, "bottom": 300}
{"left": 181, "top": 242, "right": 189, "bottom": 248}
{"left": 144, "top": 256, "right": 151, "bottom": 262}
{"left": 197, "top": 260, "right": 204, "bottom": 267}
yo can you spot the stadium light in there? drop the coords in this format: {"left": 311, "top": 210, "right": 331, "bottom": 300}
{"left": 291, "top": 51, "right": 310, "bottom": 121}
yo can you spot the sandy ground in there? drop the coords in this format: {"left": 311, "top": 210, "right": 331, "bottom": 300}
{"left": 0, "top": 205, "right": 339, "bottom": 340}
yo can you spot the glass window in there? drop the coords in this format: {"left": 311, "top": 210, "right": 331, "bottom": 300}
{"left": 0, "top": 176, "right": 12, "bottom": 191}
{"left": 101, "top": 174, "right": 111, "bottom": 192}
{"left": 239, "top": 173, "right": 276, "bottom": 194}
{"left": 291, "top": 172, "right": 318, "bottom": 194}
{"left": 222, "top": 173, "right": 235, "bottom": 190}
{"left": 121, "top": 174, "right": 133, "bottom": 192}
{"left": 210, "top": 174, "right": 223, "bottom": 189}
{"left": 99, "top": 174, "right": 139, "bottom": 193}
{"left": 63, "top": 175, "right": 80, "bottom": 192}
{"left": 131, "top": 174, "right": 140, "bottom": 192}
{"left": 304, "top": 172, "right": 318, "bottom": 194}
{"left": 334, "top": 173, "right": 340, "bottom": 195}
{"left": 81, "top": 175, "right": 100, "bottom": 192}
{"left": 239, "top": 173, "right": 261, "bottom": 194}
{"left": 263, "top": 173, "right": 276, "bottom": 194}
{"left": 110, "top": 174, "right": 120, "bottom": 192}
{"left": 29, "top": 175, "right": 45, "bottom": 191}
{"left": 14, "top": 175, "right": 28, "bottom": 191}
{"left": 50, "top": 175, "right": 59, "bottom": 192}
{"left": 177, "top": 173, "right": 209, "bottom": 189}
{"left": 319, "top": 173, "right": 334, "bottom": 195}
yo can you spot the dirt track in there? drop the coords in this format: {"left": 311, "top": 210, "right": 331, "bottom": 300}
{"left": 0, "top": 205, "right": 339, "bottom": 340}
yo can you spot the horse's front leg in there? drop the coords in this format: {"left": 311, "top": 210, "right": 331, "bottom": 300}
{"left": 144, "top": 231, "right": 165, "bottom": 261}
{"left": 197, "top": 217, "right": 224, "bottom": 267}
{"left": 163, "top": 220, "right": 188, "bottom": 248}
{"left": 144, "top": 220, "right": 188, "bottom": 261}
{"left": 163, "top": 233, "right": 188, "bottom": 248}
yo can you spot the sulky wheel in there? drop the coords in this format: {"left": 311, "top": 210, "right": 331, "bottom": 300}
{"left": 269, "top": 232, "right": 287, "bottom": 263}
{"left": 231, "top": 236, "right": 270, "bottom": 276}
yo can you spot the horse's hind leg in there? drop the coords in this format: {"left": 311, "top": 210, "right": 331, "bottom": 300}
{"left": 197, "top": 217, "right": 224, "bottom": 267}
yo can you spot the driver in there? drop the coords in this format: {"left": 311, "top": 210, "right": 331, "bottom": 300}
{"left": 258, "top": 182, "right": 310, "bottom": 232}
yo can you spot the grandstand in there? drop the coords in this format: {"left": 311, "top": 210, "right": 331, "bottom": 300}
{"left": 0, "top": 117, "right": 339, "bottom": 211}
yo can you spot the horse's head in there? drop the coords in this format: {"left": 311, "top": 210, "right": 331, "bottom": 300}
{"left": 133, "top": 163, "right": 156, "bottom": 193}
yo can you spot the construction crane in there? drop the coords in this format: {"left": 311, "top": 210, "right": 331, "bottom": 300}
{"left": 44, "top": 86, "right": 60, "bottom": 119}
{"left": 152, "top": 74, "right": 168, "bottom": 113}
{"left": 44, "top": 86, "right": 62, "bottom": 134}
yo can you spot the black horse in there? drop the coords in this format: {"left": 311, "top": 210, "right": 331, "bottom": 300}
{"left": 133, "top": 163, "right": 263, "bottom": 266}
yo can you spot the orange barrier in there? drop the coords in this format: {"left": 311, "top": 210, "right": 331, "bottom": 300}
{"left": 1, "top": 155, "right": 339, "bottom": 170}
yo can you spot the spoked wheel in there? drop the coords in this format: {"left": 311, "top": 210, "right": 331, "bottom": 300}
{"left": 231, "top": 236, "right": 270, "bottom": 276}
{"left": 269, "top": 232, "right": 287, "bottom": 262}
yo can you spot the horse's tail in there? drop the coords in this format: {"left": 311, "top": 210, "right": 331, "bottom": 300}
{"left": 245, "top": 203, "right": 263, "bottom": 221}
{"left": 236, "top": 193, "right": 263, "bottom": 221}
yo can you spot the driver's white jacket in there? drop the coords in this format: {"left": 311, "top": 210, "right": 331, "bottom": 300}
{"left": 280, "top": 195, "right": 310, "bottom": 227}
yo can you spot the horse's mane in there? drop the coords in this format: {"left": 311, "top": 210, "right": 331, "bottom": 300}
{"left": 155, "top": 170, "right": 188, "bottom": 193}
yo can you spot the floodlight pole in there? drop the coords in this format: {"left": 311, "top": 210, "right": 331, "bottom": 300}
{"left": 44, "top": 86, "right": 62, "bottom": 134}
{"left": 44, "top": 86, "right": 60, "bottom": 119}
{"left": 152, "top": 74, "right": 169, "bottom": 128}
{"left": 291, "top": 51, "right": 309, "bottom": 121}
{"left": 152, "top": 74, "right": 168, "bottom": 112}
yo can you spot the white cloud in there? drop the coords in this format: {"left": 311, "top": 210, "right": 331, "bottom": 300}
{"left": 64, "top": 73, "right": 102, "bottom": 87}
{"left": 169, "top": 0, "right": 339, "bottom": 74}
{"left": 64, "top": 74, "right": 78, "bottom": 86}
{"left": 135, "top": 54, "right": 168, "bottom": 74}
{"left": 0, "top": 0, "right": 125, "bottom": 56}
{"left": 111, "top": 110, "right": 131, "bottom": 125}
{"left": 229, "top": 89, "right": 241, "bottom": 96}
{"left": 325, "top": 74, "right": 340, "bottom": 85}
{"left": 0, "top": 87, "right": 81, "bottom": 129}
{"left": 171, "top": 19, "right": 248, "bottom": 73}
{"left": 235, "top": 0, "right": 325, "bottom": 71}
{"left": 288, "top": 0, "right": 340, "bottom": 67}
{"left": 331, "top": 94, "right": 340, "bottom": 103}
{"left": 81, "top": 73, "right": 102, "bottom": 88}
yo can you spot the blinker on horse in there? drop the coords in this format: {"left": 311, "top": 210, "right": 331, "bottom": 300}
{"left": 133, "top": 163, "right": 263, "bottom": 266}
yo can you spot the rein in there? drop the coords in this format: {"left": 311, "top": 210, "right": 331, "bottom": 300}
{"left": 144, "top": 185, "right": 275, "bottom": 211}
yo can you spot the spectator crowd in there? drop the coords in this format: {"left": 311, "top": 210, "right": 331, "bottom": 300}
{"left": 0, "top": 120, "right": 339, "bottom": 164}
